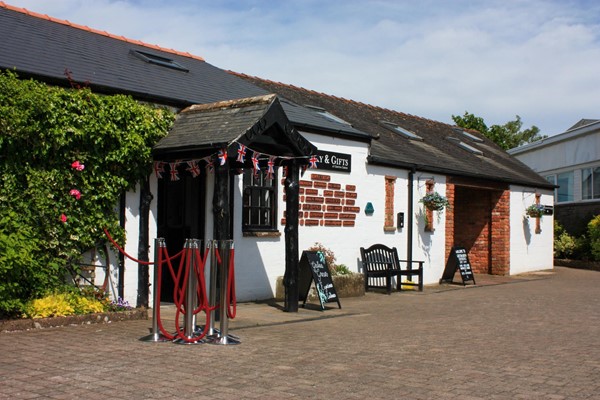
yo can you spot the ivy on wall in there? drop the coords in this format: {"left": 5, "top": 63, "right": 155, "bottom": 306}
{"left": 0, "top": 71, "right": 175, "bottom": 317}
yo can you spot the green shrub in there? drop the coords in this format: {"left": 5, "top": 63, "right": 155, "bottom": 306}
{"left": 553, "top": 221, "right": 578, "bottom": 259}
{"left": 0, "top": 71, "right": 175, "bottom": 317}
{"left": 588, "top": 215, "right": 600, "bottom": 261}
{"left": 23, "top": 289, "right": 106, "bottom": 319}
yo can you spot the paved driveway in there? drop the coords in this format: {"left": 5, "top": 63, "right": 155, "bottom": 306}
{"left": 1, "top": 267, "right": 599, "bottom": 399}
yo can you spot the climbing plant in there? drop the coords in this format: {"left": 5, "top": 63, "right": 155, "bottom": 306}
{"left": 0, "top": 71, "right": 175, "bottom": 317}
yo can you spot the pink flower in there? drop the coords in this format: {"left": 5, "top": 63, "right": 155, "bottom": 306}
{"left": 69, "top": 189, "right": 81, "bottom": 200}
{"left": 59, "top": 214, "right": 67, "bottom": 223}
{"left": 71, "top": 160, "right": 85, "bottom": 171}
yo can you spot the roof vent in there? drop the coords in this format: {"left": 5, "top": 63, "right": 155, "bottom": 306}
{"left": 130, "top": 50, "right": 189, "bottom": 72}
{"left": 380, "top": 121, "right": 423, "bottom": 141}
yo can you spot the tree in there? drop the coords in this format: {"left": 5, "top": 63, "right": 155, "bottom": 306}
{"left": 452, "top": 112, "right": 546, "bottom": 150}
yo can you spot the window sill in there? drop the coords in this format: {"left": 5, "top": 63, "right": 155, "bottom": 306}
{"left": 243, "top": 231, "right": 281, "bottom": 238}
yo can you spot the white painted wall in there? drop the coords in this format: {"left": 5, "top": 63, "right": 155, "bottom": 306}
{"left": 228, "top": 132, "right": 449, "bottom": 301}
{"left": 509, "top": 186, "right": 554, "bottom": 274}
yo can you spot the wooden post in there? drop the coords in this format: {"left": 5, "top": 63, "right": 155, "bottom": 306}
{"left": 213, "top": 157, "right": 230, "bottom": 241}
{"left": 284, "top": 161, "right": 300, "bottom": 312}
{"left": 137, "top": 177, "right": 152, "bottom": 308}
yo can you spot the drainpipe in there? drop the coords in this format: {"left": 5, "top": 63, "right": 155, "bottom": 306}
{"left": 407, "top": 167, "right": 416, "bottom": 266}
{"left": 118, "top": 193, "right": 125, "bottom": 299}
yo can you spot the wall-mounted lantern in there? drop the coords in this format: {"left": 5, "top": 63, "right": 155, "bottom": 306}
{"left": 365, "top": 202, "right": 374, "bottom": 216}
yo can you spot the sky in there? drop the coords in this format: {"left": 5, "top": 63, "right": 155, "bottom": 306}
{"left": 5, "top": 0, "right": 600, "bottom": 135}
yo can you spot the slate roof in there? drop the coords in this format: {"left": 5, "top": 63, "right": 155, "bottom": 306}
{"left": 0, "top": 2, "right": 266, "bottom": 107}
{"left": 153, "top": 94, "right": 317, "bottom": 160}
{"left": 232, "top": 73, "right": 554, "bottom": 189}
{"left": 0, "top": 2, "right": 364, "bottom": 140}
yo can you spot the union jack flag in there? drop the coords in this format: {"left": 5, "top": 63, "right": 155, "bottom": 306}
{"left": 252, "top": 152, "right": 261, "bottom": 175}
{"left": 236, "top": 144, "right": 247, "bottom": 163}
{"left": 218, "top": 148, "right": 228, "bottom": 166}
{"left": 153, "top": 161, "right": 165, "bottom": 179}
{"left": 169, "top": 162, "right": 180, "bottom": 181}
{"left": 309, "top": 155, "right": 318, "bottom": 169}
{"left": 267, "top": 156, "right": 276, "bottom": 180}
{"left": 203, "top": 156, "right": 214, "bottom": 173}
{"left": 186, "top": 160, "right": 201, "bottom": 178}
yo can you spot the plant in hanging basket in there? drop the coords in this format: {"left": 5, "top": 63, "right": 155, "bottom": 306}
{"left": 420, "top": 191, "right": 450, "bottom": 212}
{"left": 526, "top": 204, "right": 544, "bottom": 218}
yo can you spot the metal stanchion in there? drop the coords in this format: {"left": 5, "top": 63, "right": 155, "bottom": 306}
{"left": 140, "top": 238, "right": 170, "bottom": 342}
{"left": 174, "top": 239, "right": 204, "bottom": 344}
{"left": 209, "top": 240, "right": 240, "bottom": 345}
{"left": 205, "top": 240, "right": 218, "bottom": 339}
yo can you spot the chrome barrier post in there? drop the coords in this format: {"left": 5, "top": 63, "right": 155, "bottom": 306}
{"left": 206, "top": 240, "right": 218, "bottom": 338}
{"left": 174, "top": 239, "right": 203, "bottom": 344}
{"left": 210, "top": 240, "right": 240, "bottom": 345}
{"left": 140, "top": 238, "right": 170, "bottom": 342}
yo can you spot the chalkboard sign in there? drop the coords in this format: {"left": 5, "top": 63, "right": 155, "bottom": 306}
{"left": 298, "top": 251, "right": 341, "bottom": 310}
{"left": 439, "top": 246, "right": 476, "bottom": 286}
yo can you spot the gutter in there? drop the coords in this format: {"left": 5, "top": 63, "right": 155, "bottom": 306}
{"left": 366, "top": 155, "right": 557, "bottom": 190}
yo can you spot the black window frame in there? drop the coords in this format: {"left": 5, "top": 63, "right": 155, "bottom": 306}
{"left": 242, "top": 168, "right": 278, "bottom": 232}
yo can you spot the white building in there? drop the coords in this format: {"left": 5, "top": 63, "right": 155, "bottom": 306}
{"left": 509, "top": 119, "right": 600, "bottom": 236}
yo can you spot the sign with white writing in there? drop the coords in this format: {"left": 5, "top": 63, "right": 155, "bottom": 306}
{"left": 298, "top": 251, "right": 341, "bottom": 310}
{"left": 314, "top": 150, "right": 351, "bottom": 172}
{"left": 439, "top": 246, "right": 476, "bottom": 286}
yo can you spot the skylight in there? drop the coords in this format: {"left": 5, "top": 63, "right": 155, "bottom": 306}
{"left": 305, "top": 105, "right": 351, "bottom": 125}
{"left": 380, "top": 121, "right": 423, "bottom": 141}
{"left": 447, "top": 136, "right": 484, "bottom": 156}
{"left": 130, "top": 50, "right": 189, "bottom": 72}
{"left": 459, "top": 130, "right": 484, "bottom": 143}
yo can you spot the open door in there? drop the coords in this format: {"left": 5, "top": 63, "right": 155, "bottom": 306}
{"left": 157, "top": 166, "right": 205, "bottom": 302}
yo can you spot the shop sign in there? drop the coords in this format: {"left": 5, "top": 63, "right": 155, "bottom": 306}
{"left": 314, "top": 150, "right": 351, "bottom": 172}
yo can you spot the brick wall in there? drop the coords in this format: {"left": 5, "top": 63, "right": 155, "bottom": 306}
{"left": 282, "top": 173, "right": 359, "bottom": 227}
{"left": 445, "top": 183, "right": 510, "bottom": 275}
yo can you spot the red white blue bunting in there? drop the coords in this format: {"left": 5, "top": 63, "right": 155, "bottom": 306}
{"left": 154, "top": 142, "right": 316, "bottom": 179}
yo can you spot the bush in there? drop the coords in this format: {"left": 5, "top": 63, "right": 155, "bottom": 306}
{"left": 588, "top": 215, "right": 600, "bottom": 261}
{"left": 307, "top": 242, "right": 354, "bottom": 276}
{"left": 0, "top": 71, "right": 174, "bottom": 317}
{"left": 554, "top": 221, "right": 578, "bottom": 259}
{"left": 23, "top": 288, "right": 106, "bottom": 319}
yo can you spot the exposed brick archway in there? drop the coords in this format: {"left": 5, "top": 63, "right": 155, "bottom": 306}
{"left": 445, "top": 178, "right": 510, "bottom": 276}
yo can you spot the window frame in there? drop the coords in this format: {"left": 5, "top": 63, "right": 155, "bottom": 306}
{"left": 242, "top": 168, "right": 278, "bottom": 232}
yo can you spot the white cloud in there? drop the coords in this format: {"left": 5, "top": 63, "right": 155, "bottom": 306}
{"left": 5, "top": 0, "right": 600, "bottom": 134}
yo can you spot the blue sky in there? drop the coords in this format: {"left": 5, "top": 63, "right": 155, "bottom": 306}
{"left": 6, "top": 0, "right": 600, "bottom": 136}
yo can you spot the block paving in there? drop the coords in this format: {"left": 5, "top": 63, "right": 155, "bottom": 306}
{"left": 1, "top": 267, "right": 599, "bottom": 399}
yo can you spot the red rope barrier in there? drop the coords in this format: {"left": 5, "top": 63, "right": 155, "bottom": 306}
{"left": 103, "top": 227, "right": 154, "bottom": 265}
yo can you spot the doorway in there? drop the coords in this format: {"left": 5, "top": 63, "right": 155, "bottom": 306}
{"left": 157, "top": 168, "right": 206, "bottom": 302}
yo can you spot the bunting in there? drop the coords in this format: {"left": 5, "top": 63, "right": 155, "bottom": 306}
{"left": 154, "top": 141, "right": 315, "bottom": 180}
{"left": 267, "top": 156, "right": 276, "bottom": 180}
{"left": 218, "top": 148, "right": 228, "bottom": 166}
{"left": 153, "top": 161, "right": 165, "bottom": 179}
{"left": 236, "top": 144, "right": 247, "bottom": 163}
{"left": 252, "top": 152, "right": 261, "bottom": 176}
{"left": 203, "top": 156, "right": 214, "bottom": 173}
{"left": 186, "top": 160, "right": 201, "bottom": 178}
{"left": 169, "top": 162, "right": 180, "bottom": 181}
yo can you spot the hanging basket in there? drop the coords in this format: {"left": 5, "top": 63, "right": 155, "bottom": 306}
{"left": 420, "top": 192, "right": 450, "bottom": 212}
{"left": 526, "top": 204, "right": 544, "bottom": 218}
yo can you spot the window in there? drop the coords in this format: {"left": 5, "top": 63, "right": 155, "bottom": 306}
{"left": 557, "top": 171, "right": 574, "bottom": 202}
{"left": 446, "top": 136, "right": 484, "bottom": 156}
{"left": 130, "top": 49, "right": 189, "bottom": 72}
{"left": 380, "top": 121, "right": 423, "bottom": 141}
{"left": 582, "top": 166, "right": 600, "bottom": 200}
{"left": 242, "top": 169, "right": 278, "bottom": 231}
{"left": 305, "top": 105, "right": 352, "bottom": 125}
{"left": 545, "top": 175, "right": 557, "bottom": 201}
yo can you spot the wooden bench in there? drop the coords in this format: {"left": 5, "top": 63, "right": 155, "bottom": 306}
{"left": 360, "top": 244, "right": 424, "bottom": 294}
